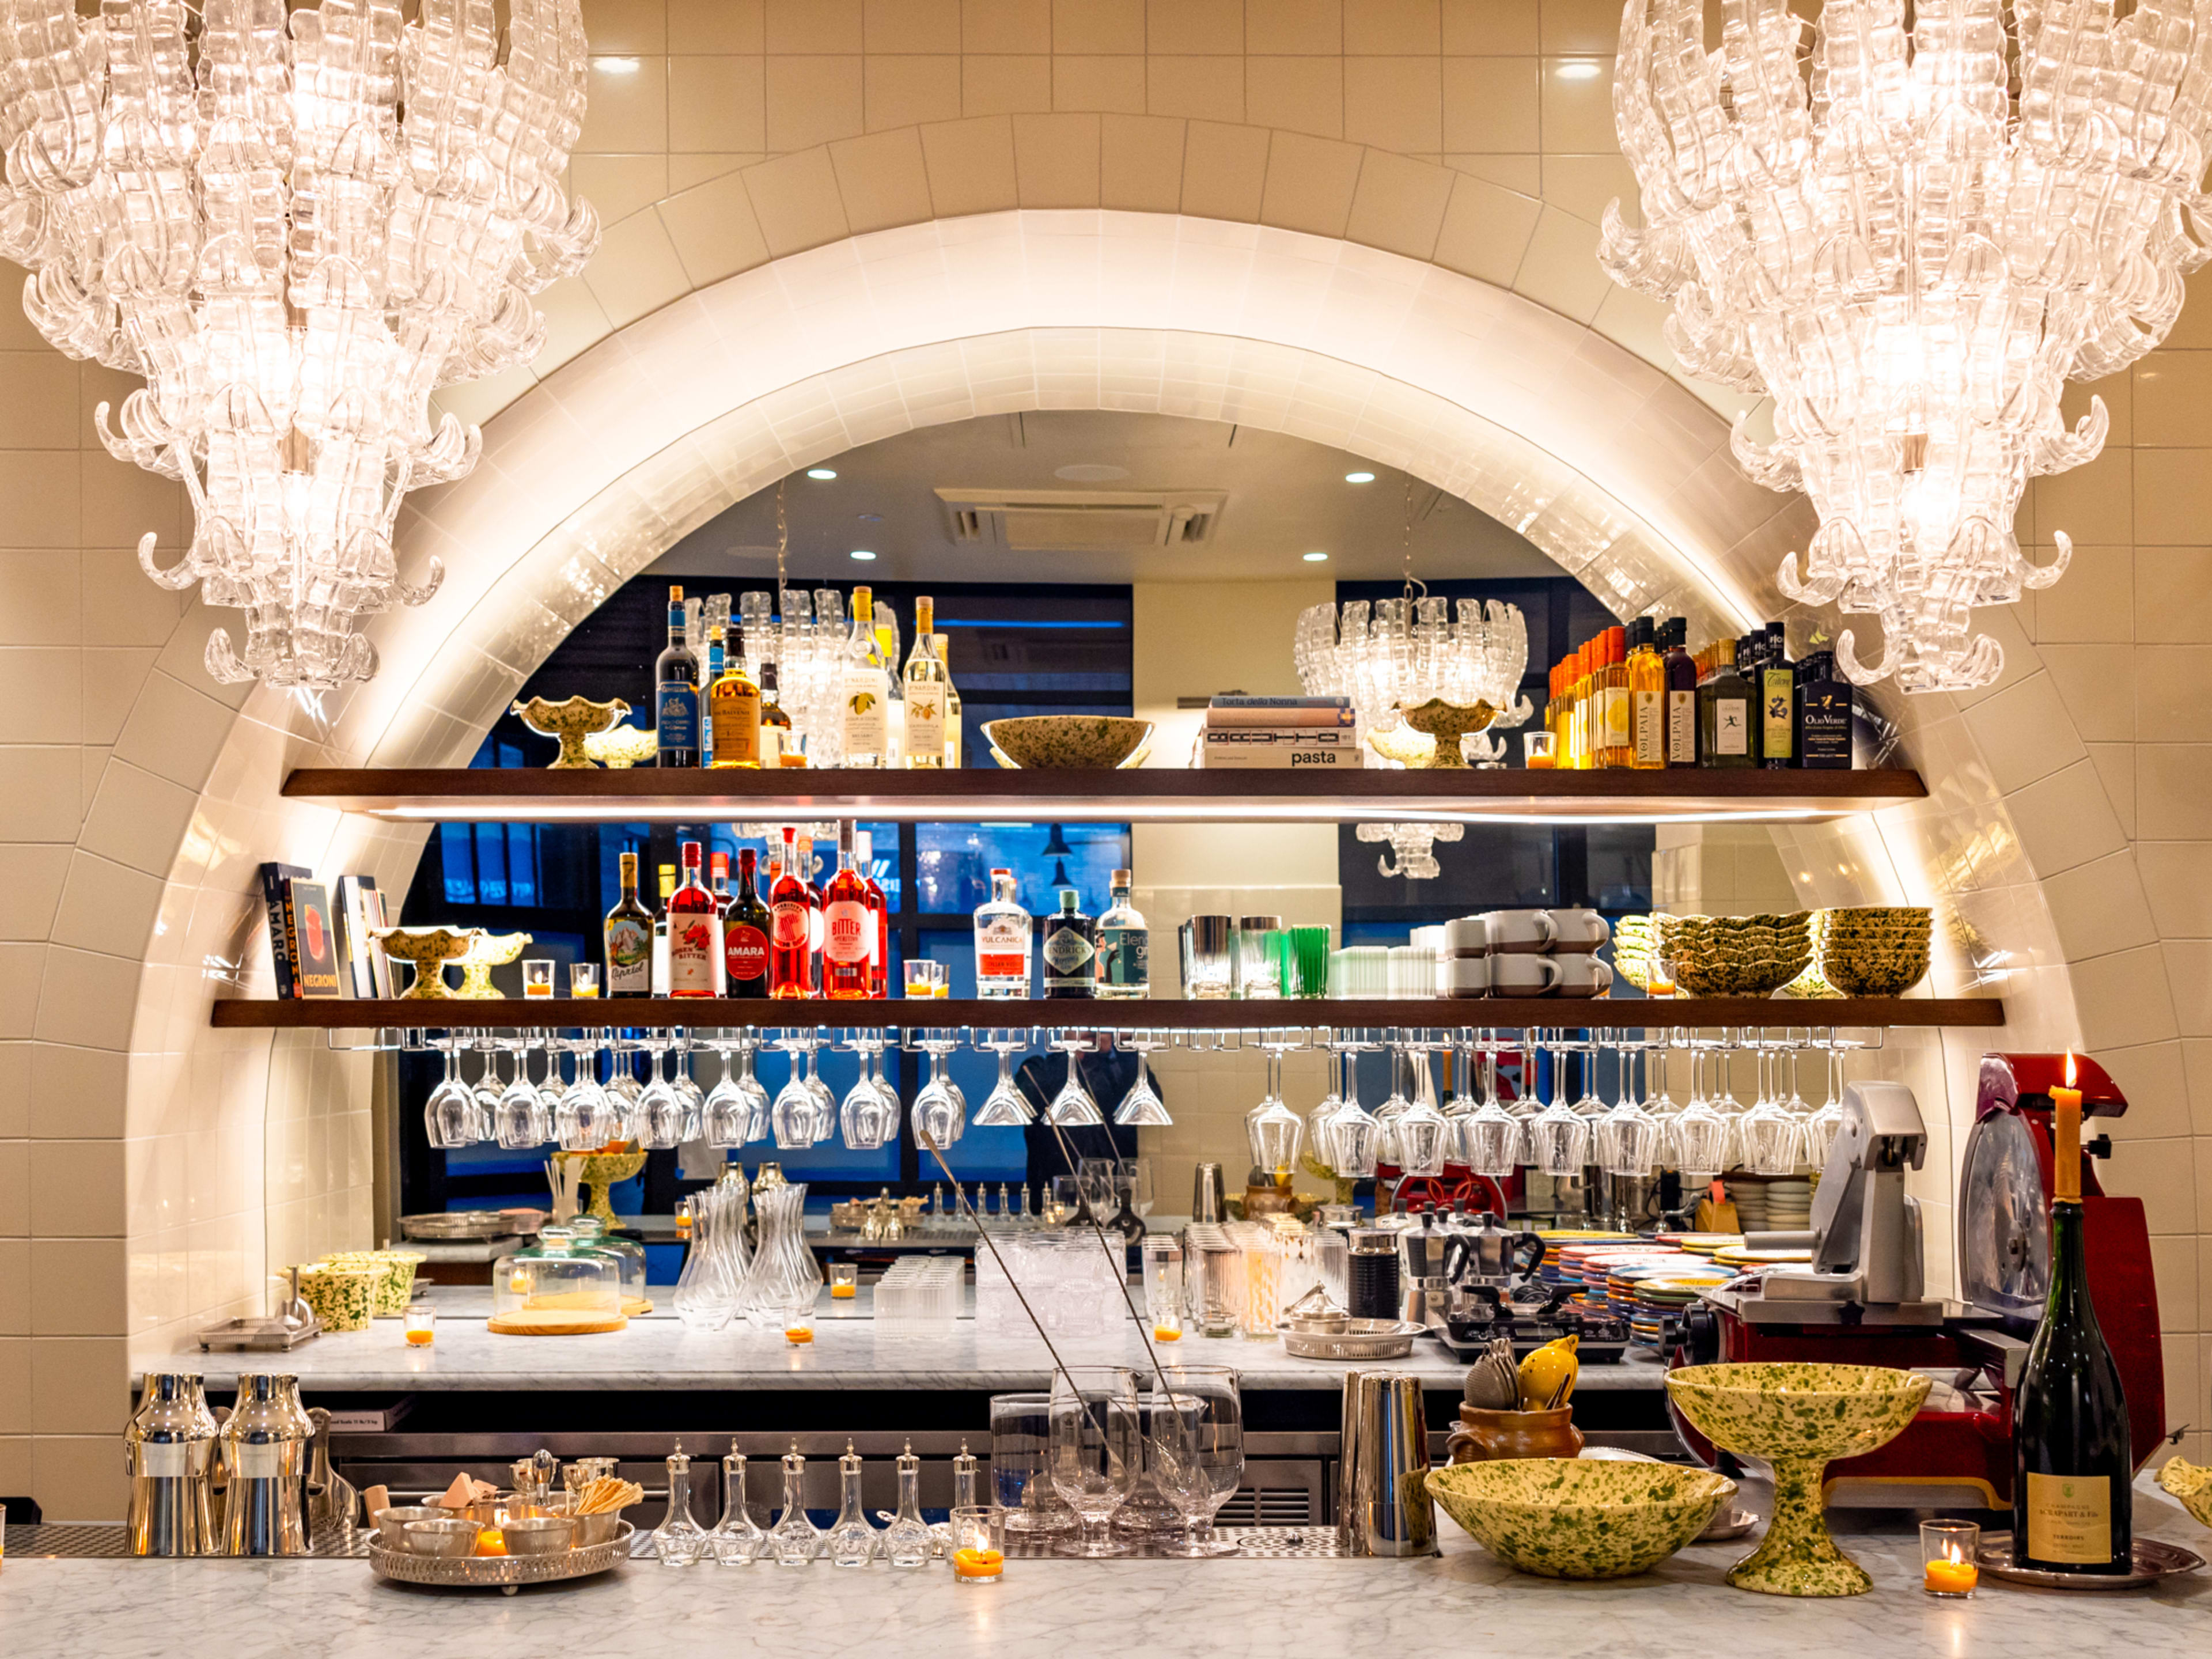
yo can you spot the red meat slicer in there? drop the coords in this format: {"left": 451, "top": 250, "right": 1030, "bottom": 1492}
{"left": 1672, "top": 1052, "right": 2164, "bottom": 1509}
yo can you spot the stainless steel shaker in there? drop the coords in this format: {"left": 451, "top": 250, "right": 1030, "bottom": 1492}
{"left": 1190, "top": 1161, "right": 1227, "bottom": 1224}
{"left": 218, "top": 1373, "right": 314, "bottom": 1555}
{"left": 1336, "top": 1370, "right": 1437, "bottom": 1557}
{"left": 127, "top": 1372, "right": 219, "bottom": 1556}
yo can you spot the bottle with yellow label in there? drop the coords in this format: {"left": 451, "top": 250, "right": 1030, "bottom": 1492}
{"left": 933, "top": 632, "right": 962, "bottom": 768}
{"left": 707, "top": 619, "right": 762, "bottom": 768}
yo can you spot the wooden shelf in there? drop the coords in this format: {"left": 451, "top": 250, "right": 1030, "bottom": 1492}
{"left": 210, "top": 995, "right": 2003, "bottom": 1031}
{"left": 280, "top": 766, "right": 1927, "bottom": 825}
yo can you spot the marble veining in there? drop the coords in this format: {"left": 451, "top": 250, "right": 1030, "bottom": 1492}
{"left": 1, "top": 1479, "right": 2206, "bottom": 1658}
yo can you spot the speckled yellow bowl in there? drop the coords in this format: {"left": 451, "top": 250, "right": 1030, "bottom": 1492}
{"left": 1666, "top": 1362, "right": 1930, "bottom": 1596}
{"left": 1427, "top": 1459, "right": 1736, "bottom": 1579}
{"left": 294, "top": 1263, "right": 381, "bottom": 1333}
{"left": 2158, "top": 1456, "right": 2212, "bottom": 1528}
{"left": 321, "top": 1250, "right": 427, "bottom": 1317}
{"left": 982, "top": 716, "right": 1153, "bottom": 770}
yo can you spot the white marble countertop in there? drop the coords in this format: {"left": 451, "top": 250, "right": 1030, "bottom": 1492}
{"left": 162, "top": 1283, "right": 1669, "bottom": 1394}
{"left": 5, "top": 1476, "right": 2207, "bottom": 1657}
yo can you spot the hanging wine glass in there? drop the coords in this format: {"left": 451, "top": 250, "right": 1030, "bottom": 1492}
{"left": 1112, "top": 1035, "right": 1172, "bottom": 1128}
{"left": 468, "top": 1043, "right": 503, "bottom": 1142}
{"left": 772, "top": 1043, "right": 822, "bottom": 1150}
{"left": 973, "top": 1033, "right": 1035, "bottom": 1128}
{"left": 425, "top": 1041, "right": 476, "bottom": 1149}
{"left": 556, "top": 1037, "right": 619, "bottom": 1152}
{"left": 704, "top": 1046, "right": 749, "bottom": 1148}
{"left": 606, "top": 1044, "right": 647, "bottom": 1141}
{"left": 495, "top": 1045, "right": 551, "bottom": 1150}
{"left": 1045, "top": 1040, "right": 1103, "bottom": 1127}
{"left": 1460, "top": 1098, "right": 1522, "bottom": 1178}
{"left": 801, "top": 1044, "right": 836, "bottom": 1141}
{"left": 733, "top": 1040, "right": 774, "bottom": 1143}
{"left": 637, "top": 1046, "right": 690, "bottom": 1152}
{"left": 673, "top": 1040, "right": 709, "bottom": 1138}
{"left": 535, "top": 1036, "right": 570, "bottom": 1126}
{"left": 1527, "top": 1094, "right": 1591, "bottom": 1178}
{"left": 911, "top": 1038, "right": 965, "bottom": 1148}
{"left": 1668, "top": 1095, "right": 1734, "bottom": 1183}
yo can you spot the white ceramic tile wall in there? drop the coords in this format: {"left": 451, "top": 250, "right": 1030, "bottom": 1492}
{"left": 2, "top": 18, "right": 2206, "bottom": 1509}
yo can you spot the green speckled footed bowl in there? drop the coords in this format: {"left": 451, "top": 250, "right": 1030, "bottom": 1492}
{"left": 1427, "top": 1459, "right": 1736, "bottom": 1580}
{"left": 1666, "top": 1362, "right": 1930, "bottom": 1597}
{"left": 982, "top": 715, "right": 1153, "bottom": 770}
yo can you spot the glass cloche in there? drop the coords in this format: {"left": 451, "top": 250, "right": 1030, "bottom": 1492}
{"left": 488, "top": 1237, "right": 626, "bottom": 1335}
{"left": 560, "top": 1217, "right": 653, "bottom": 1316}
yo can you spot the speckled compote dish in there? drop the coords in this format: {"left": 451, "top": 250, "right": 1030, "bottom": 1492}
{"left": 456, "top": 930, "right": 532, "bottom": 999}
{"left": 982, "top": 715, "right": 1153, "bottom": 768}
{"left": 371, "top": 926, "right": 481, "bottom": 1000}
{"left": 511, "top": 695, "right": 632, "bottom": 768}
{"left": 1666, "top": 1362, "right": 1931, "bottom": 1596}
{"left": 1368, "top": 698, "right": 1499, "bottom": 769}
{"left": 1427, "top": 1459, "right": 1737, "bottom": 1579}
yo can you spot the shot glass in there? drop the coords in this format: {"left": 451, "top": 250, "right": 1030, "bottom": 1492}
{"left": 904, "top": 960, "right": 945, "bottom": 998}
{"left": 522, "top": 959, "right": 554, "bottom": 999}
{"left": 949, "top": 1505, "right": 1006, "bottom": 1584}
{"left": 404, "top": 1302, "right": 437, "bottom": 1347}
{"left": 569, "top": 963, "right": 600, "bottom": 999}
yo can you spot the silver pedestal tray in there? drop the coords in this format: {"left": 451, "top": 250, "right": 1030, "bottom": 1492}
{"left": 369, "top": 1521, "right": 634, "bottom": 1593}
{"left": 1276, "top": 1318, "right": 1427, "bottom": 1360}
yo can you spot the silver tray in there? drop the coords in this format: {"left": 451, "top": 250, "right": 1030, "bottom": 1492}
{"left": 1976, "top": 1533, "right": 2203, "bottom": 1590}
{"left": 1277, "top": 1319, "right": 1427, "bottom": 1359}
{"left": 369, "top": 1521, "right": 632, "bottom": 1591}
{"left": 399, "top": 1208, "right": 543, "bottom": 1241}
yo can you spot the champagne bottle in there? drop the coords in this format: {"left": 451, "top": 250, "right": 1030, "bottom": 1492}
{"left": 2013, "top": 1075, "right": 2132, "bottom": 1574}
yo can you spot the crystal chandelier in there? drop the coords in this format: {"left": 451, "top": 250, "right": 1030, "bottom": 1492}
{"left": 1604, "top": 0, "right": 2212, "bottom": 693}
{"left": 0, "top": 0, "right": 599, "bottom": 690}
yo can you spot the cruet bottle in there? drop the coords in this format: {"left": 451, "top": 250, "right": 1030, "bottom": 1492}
{"left": 707, "top": 1441, "right": 764, "bottom": 1565}
{"left": 825, "top": 1442, "right": 880, "bottom": 1567}
{"left": 883, "top": 1441, "right": 935, "bottom": 1568}
{"left": 767, "top": 1445, "right": 821, "bottom": 1565}
{"left": 652, "top": 1444, "right": 709, "bottom": 1566}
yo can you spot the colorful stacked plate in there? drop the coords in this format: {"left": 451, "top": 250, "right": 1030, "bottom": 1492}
{"left": 1712, "top": 1244, "right": 1813, "bottom": 1268}
{"left": 1620, "top": 1267, "right": 1733, "bottom": 1348}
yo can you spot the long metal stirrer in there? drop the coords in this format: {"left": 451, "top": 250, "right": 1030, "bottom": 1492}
{"left": 1040, "top": 1103, "right": 1174, "bottom": 1395}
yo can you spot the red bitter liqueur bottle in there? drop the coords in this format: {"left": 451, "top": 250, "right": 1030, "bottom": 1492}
{"left": 820, "top": 820, "right": 874, "bottom": 1000}
{"left": 770, "top": 826, "right": 816, "bottom": 998}
{"left": 666, "top": 840, "right": 721, "bottom": 998}
{"left": 724, "top": 847, "right": 772, "bottom": 997}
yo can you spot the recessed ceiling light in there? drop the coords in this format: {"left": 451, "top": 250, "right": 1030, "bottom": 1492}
{"left": 596, "top": 56, "right": 641, "bottom": 73}
{"left": 1304, "top": 551, "right": 1330, "bottom": 562}
{"left": 850, "top": 550, "right": 876, "bottom": 561}
{"left": 806, "top": 467, "right": 837, "bottom": 479}
{"left": 1344, "top": 471, "right": 1375, "bottom": 483}
{"left": 1556, "top": 60, "right": 1601, "bottom": 79}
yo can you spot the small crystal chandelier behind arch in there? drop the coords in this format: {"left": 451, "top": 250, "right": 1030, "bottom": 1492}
{"left": 0, "top": 0, "right": 600, "bottom": 691}
{"left": 1603, "top": 0, "right": 2212, "bottom": 694}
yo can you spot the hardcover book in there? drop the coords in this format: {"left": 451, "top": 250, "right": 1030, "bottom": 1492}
{"left": 333, "top": 875, "right": 388, "bottom": 999}
{"left": 257, "top": 862, "right": 310, "bottom": 999}
{"left": 285, "top": 878, "right": 344, "bottom": 999}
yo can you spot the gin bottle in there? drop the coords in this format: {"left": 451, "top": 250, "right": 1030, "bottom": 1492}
{"left": 973, "top": 866, "right": 1032, "bottom": 998}
{"left": 1096, "top": 866, "right": 1149, "bottom": 999}
{"left": 1041, "top": 889, "right": 1098, "bottom": 999}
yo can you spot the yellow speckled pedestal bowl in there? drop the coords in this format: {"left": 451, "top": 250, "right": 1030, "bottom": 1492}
{"left": 982, "top": 716, "right": 1153, "bottom": 769}
{"left": 1666, "top": 1362, "right": 1931, "bottom": 1596}
{"left": 1382, "top": 698, "right": 1499, "bottom": 770}
{"left": 555, "top": 1146, "right": 648, "bottom": 1224}
{"left": 456, "top": 930, "right": 532, "bottom": 999}
{"left": 2159, "top": 1456, "right": 2212, "bottom": 1527}
{"left": 370, "top": 926, "right": 482, "bottom": 1000}
{"left": 582, "top": 722, "right": 659, "bottom": 768}
{"left": 1428, "top": 1459, "right": 1736, "bottom": 1579}
{"left": 512, "top": 695, "right": 632, "bottom": 768}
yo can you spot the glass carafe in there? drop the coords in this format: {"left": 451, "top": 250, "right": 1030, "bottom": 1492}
{"left": 707, "top": 1444, "right": 764, "bottom": 1565}
{"left": 652, "top": 1445, "right": 708, "bottom": 1566}
{"left": 672, "top": 1191, "right": 740, "bottom": 1331}
{"left": 737, "top": 1181, "right": 821, "bottom": 1328}
{"left": 824, "top": 1443, "right": 879, "bottom": 1566}
{"left": 767, "top": 1446, "right": 821, "bottom": 1565}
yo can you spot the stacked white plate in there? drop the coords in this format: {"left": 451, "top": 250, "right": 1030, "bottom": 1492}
{"left": 1729, "top": 1181, "right": 1770, "bottom": 1232}
{"left": 1764, "top": 1179, "right": 1813, "bottom": 1231}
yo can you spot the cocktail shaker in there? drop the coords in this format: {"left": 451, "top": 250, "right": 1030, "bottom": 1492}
{"left": 127, "top": 1372, "right": 219, "bottom": 1556}
{"left": 1336, "top": 1370, "right": 1437, "bottom": 1557}
{"left": 218, "top": 1373, "right": 313, "bottom": 1556}
{"left": 1190, "top": 1161, "right": 1227, "bottom": 1224}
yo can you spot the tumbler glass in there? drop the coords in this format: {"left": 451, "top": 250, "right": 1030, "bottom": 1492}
{"left": 522, "top": 959, "right": 554, "bottom": 998}
{"left": 990, "top": 1393, "right": 1073, "bottom": 1534}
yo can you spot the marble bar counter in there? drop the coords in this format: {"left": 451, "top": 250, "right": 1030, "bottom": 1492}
{"left": 3, "top": 1477, "right": 2207, "bottom": 1659}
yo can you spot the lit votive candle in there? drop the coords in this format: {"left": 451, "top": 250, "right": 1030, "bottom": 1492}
{"left": 1921, "top": 1518, "right": 1979, "bottom": 1597}
{"left": 830, "top": 1264, "right": 857, "bottom": 1300}
{"left": 950, "top": 1505, "right": 1006, "bottom": 1584}
{"left": 404, "top": 1302, "right": 437, "bottom": 1347}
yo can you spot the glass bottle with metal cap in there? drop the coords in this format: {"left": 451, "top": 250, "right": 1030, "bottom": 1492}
{"left": 825, "top": 1441, "right": 880, "bottom": 1566}
{"left": 652, "top": 1444, "right": 708, "bottom": 1566}
{"left": 707, "top": 1441, "right": 764, "bottom": 1565}
{"left": 767, "top": 1444, "right": 822, "bottom": 1565}
{"left": 883, "top": 1441, "right": 935, "bottom": 1567}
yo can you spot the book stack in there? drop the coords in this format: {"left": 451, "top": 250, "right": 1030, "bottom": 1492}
{"left": 260, "top": 864, "right": 393, "bottom": 999}
{"left": 1200, "top": 695, "right": 1363, "bottom": 769}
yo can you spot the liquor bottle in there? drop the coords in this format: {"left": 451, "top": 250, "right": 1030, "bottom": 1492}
{"left": 654, "top": 584, "right": 701, "bottom": 767}
{"left": 1662, "top": 618, "right": 1699, "bottom": 768}
{"left": 2013, "top": 1074, "right": 2133, "bottom": 1574}
{"left": 1096, "top": 868, "right": 1149, "bottom": 999}
{"left": 1696, "top": 637, "right": 1755, "bottom": 768}
{"left": 708, "top": 851, "right": 733, "bottom": 994}
{"left": 652, "top": 862, "right": 677, "bottom": 993}
{"left": 933, "top": 632, "right": 962, "bottom": 767}
{"left": 839, "top": 585, "right": 890, "bottom": 768}
{"left": 708, "top": 620, "right": 762, "bottom": 769}
{"left": 1796, "top": 650, "right": 1853, "bottom": 769}
{"left": 1627, "top": 616, "right": 1665, "bottom": 770}
{"left": 1596, "top": 626, "right": 1630, "bottom": 768}
{"left": 1041, "top": 889, "right": 1098, "bottom": 999}
{"left": 757, "top": 660, "right": 797, "bottom": 767}
{"left": 725, "top": 847, "right": 772, "bottom": 996}
{"left": 902, "top": 597, "right": 949, "bottom": 768}
{"left": 769, "top": 827, "right": 816, "bottom": 999}
{"left": 604, "top": 850, "right": 653, "bottom": 998}
{"left": 820, "top": 821, "right": 875, "bottom": 1000}
{"left": 701, "top": 613, "right": 724, "bottom": 767}
{"left": 973, "top": 867, "right": 1032, "bottom": 999}
{"left": 666, "top": 840, "right": 720, "bottom": 998}
{"left": 875, "top": 598, "right": 906, "bottom": 768}
{"left": 855, "top": 830, "right": 889, "bottom": 998}
{"left": 795, "top": 832, "right": 823, "bottom": 961}
{"left": 1759, "top": 621, "right": 1795, "bottom": 768}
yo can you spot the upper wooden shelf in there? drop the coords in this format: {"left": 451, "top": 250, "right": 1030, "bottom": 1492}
{"left": 209, "top": 995, "right": 2003, "bottom": 1031}
{"left": 281, "top": 766, "right": 1927, "bottom": 825}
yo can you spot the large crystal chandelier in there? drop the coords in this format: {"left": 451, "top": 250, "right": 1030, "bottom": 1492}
{"left": 0, "top": 0, "right": 598, "bottom": 689}
{"left": 1604, "top": 0, "right": 2212, "bottom": 694}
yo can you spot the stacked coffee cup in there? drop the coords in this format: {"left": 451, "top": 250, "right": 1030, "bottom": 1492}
{"left": 1444, "top": 908, "right": 1613, "bottom": 999}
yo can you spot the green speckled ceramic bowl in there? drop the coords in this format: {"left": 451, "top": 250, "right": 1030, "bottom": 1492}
{"left": 1427, "top": 1459, "right": 1736, "bottom": 1579}
{"left": 982, "top": 716, "right": 1153, "bottom": 770}
{"left": 294, "top": 1263, "right": 381, "bottom": 1333}
{"left": 1666, "top": 1363, "right": 1930, "bottom": 1597}
{"left": 321, "top": 1250, "right": 427, "bottom": 1317}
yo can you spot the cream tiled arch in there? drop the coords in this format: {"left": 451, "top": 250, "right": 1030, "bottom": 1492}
{"left": 35, "top": 202, "right": 2180, "bottom": 1520}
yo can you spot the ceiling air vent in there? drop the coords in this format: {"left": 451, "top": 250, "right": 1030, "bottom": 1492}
{"left": 935, "top": 488, "right": 1226, "bottom": 552}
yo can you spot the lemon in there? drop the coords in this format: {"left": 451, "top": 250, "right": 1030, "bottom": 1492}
{"left": 1516, "top": 1334, "right": 1579, "bottom": 1410}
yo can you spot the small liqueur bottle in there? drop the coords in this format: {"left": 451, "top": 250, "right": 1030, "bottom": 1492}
{"left": 820, "top": 821, "right": 875, "bottom": 1001}
{"left": 855, "top": 830, "right": 890, "bottom": 998}
{"left": 708, "top": 850, "right": 734, "bottom": 994}
{"left": 1596, "top": 626, "right": 1631, "bottom": 768}
{"left": 900, "top": 596, "right": 949, "bottom": 769}
{"left": 973, "top": 867, "right": 1032, "bottom": 999}
{"left": 757, "top": 659, "right": 798, "bottom": 767}
{"left": 794, "top": 832, "right": 824, "bottom": 963}
{"left": 1097, "top": 867, "right": 1149, "bottom": 999}
{"left": 1759, "top": 621, "right": 1796, "bottom": 769}
{"left": 654, "top": 585, "right": 701, "bottom": 767}
{"left": 824, "top": 1442, "right": 879, "bottom": 1567}
{"left": 1626, "top": 616, "right": 1666, "bottom": 770}
{"left": 708, "top": 619, "right": 762, "bottom": 768}
{"left": 652, "top": 1444, "right": 708, "bottom": 1566}
{"left": 934, "top": 632, "right": 963, "bottom": 767}
{"left": 839, "top": 585, "right": 889, "bottom": 768}
{"left": 724, "top": 847, "right": 773, "bottom": 995}
{"left": 767, "top": 1446, "right": 821, "bottom": 1566}
{"left": 874, "top": 598, "right": 906, "bottom": 768}
{"left": 666, "top": 840, "right": 721, "bottom": 999}
{"left": 769, "top": 827, "right": 817, "bottom": 999}
{"left": 1041, "top": 889, "right": 1098, "bottom": 1000}
{"left": 882, "top": 1443, "right": 934, "bottom": 1569}
{"left": 1661, "top": 618, "right": 1699, "bottom": 768}
{"left": 1795, "top": 650, "right": 1854, "bottom": 769}
{"left": 1696, "top": 636, "right": 1756, "bottom": 768}
{"left": 604, "top": 850, "right": 653, "bottom": 998}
